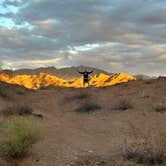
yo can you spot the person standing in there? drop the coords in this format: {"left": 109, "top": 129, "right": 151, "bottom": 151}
{"left": 78, "top": 70, "right": 93, "bottom": 87}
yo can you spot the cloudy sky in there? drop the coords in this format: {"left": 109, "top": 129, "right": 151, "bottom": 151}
{"left": 0, "top": 0, "right": 166, "bottom": 75}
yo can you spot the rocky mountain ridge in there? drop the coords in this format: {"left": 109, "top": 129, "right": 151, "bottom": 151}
{"left": 0, "top": 72, "right": 136, "bottom": 89}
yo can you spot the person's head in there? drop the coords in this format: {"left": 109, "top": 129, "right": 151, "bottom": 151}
{"left": 84, "top": 70, "right": 87, "bottom": 72}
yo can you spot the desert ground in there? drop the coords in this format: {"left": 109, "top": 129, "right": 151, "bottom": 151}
{"left": 0, "top": 78, "right": 166, "bottom": 166}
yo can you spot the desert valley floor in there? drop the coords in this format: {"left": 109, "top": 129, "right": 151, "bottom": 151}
{"left": 0, "top": 78, "right": 166, "bottom": 166}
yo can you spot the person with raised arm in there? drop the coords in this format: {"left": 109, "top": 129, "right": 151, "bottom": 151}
{"left": 77, "top": 69, "right": 93, "bottom": 87}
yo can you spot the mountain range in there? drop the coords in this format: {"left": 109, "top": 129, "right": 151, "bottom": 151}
{"left": 3, "top": 66, "right": 110, "bottom": 80}
{"left": 0, "top": 66, "right": 136, "bottom": 89}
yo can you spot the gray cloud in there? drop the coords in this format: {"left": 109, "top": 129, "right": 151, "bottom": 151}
{"left": 0, "top": 0, "right": 166, "bottom": 75}
{"left": 2, "top": 0, "right": 27, "bottom": 7}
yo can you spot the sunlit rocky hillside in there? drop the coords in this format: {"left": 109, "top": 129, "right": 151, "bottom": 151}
{"left": 0, "top": 70, "right": 136, "bottom": 89}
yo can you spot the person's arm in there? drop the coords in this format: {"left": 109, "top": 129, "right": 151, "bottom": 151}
{"left": 87, "top": 70, "right": 93, "bottom": 74}
{"left": 77, "top": 70, "right": 84, "bottom": 74}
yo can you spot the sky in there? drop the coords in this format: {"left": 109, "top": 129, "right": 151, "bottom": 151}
{"left": 0, "top": 0, "right": 166, "bottom": 76}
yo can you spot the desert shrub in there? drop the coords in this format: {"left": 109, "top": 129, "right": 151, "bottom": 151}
{"left": 114, "top": 99, "right": 133, "bottom": 111}
{"left": 153, "top": 104, "right": 166, "bottom": 113}
{"left": 121, "top": 124, "right": 166, "bottom": 165}
{"left": 122, "top": 145, "right": 165, "bottom": 165}
{"left": 145, "top": 81, "right": 152, "bottom": 84}
{"left": 72, "top": 93, "right": 89, "bottom": 100}
{"left": 16, "top": 89, "right": 25, "bottom": 95}
{"left": 69, "top": 155, "right": 108, "bottom": 166}
{"left": 63, "top": 92, "right": 89, "bottom": 105}
{"left": 2, "top": 105, "right": 33, "bottom": 116}
{"left": 74, "top": 103, "right": 101, "bottom": 113}
{"left": 69, "top": 155, "right": 135, "bottom": 166}
{"left": 0, "top": 86, "right": 9, "bottom": 99}
{"left": 0, "top": 116, "right": 42, "bottom": 158}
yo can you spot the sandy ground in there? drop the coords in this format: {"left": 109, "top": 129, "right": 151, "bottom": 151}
{"left": 0, "top": 78, "right": 166, "bottom": 166}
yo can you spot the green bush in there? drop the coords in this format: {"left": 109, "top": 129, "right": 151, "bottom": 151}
{"left": 0, "top": 116, "right": 42, "bottom": 158}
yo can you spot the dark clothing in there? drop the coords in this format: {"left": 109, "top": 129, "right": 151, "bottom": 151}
{"left": 78, "top": 70, "right": 93, "bottom": 86}
{"left": 84, "top": 77, "right": 89, "bottom": 82}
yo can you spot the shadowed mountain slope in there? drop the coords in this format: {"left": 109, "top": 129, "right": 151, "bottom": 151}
{"left": 3, "top": 66, "right": 110, "bottom": 80}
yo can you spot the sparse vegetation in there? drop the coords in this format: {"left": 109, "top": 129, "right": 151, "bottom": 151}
{"left": 0, "top": 86, "right": 10, "bottom": 99}
{"left": 63, "top": 91, "right": 90, "bottom": 104}
{"left": 121, "top": 124, "right": 166, "bottom": 165}
{"left": 16, "top": 89, "right": 25, "bottom": 95}
{"left": 74, "top": 103, "right": 101, "bottom": 113}
{"left": 2, "top": 105, "right": 33, "bottom": 116}
{"left": 0, "top": 116, "right": 43, "bottom": 158}
{"left": 69, "top": 155, "right": 135, "bottom": 166}
{"left": 72, "top": 93, "right": 89, "bottom": 100}
{"left": 122, "top": 145, "right": 165, "bottom": 165}
{"left": 69, "top": 155, "right": 108, "bottom": 166}
{"left": 153, "top": 103, "right": 166, "bottom": 113}
{"left": 0, "top": 159, "right": 9, "bottom": 166}
{"left": 145, "top": 80, "right": 152, "bottom": 84}
{"left": 113, "top": 99, "right": 133, "bottom": 111}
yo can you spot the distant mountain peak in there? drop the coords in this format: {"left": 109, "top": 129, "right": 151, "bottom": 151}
{"left": 5, "top": 66, "right": 110, "bottom": 80}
